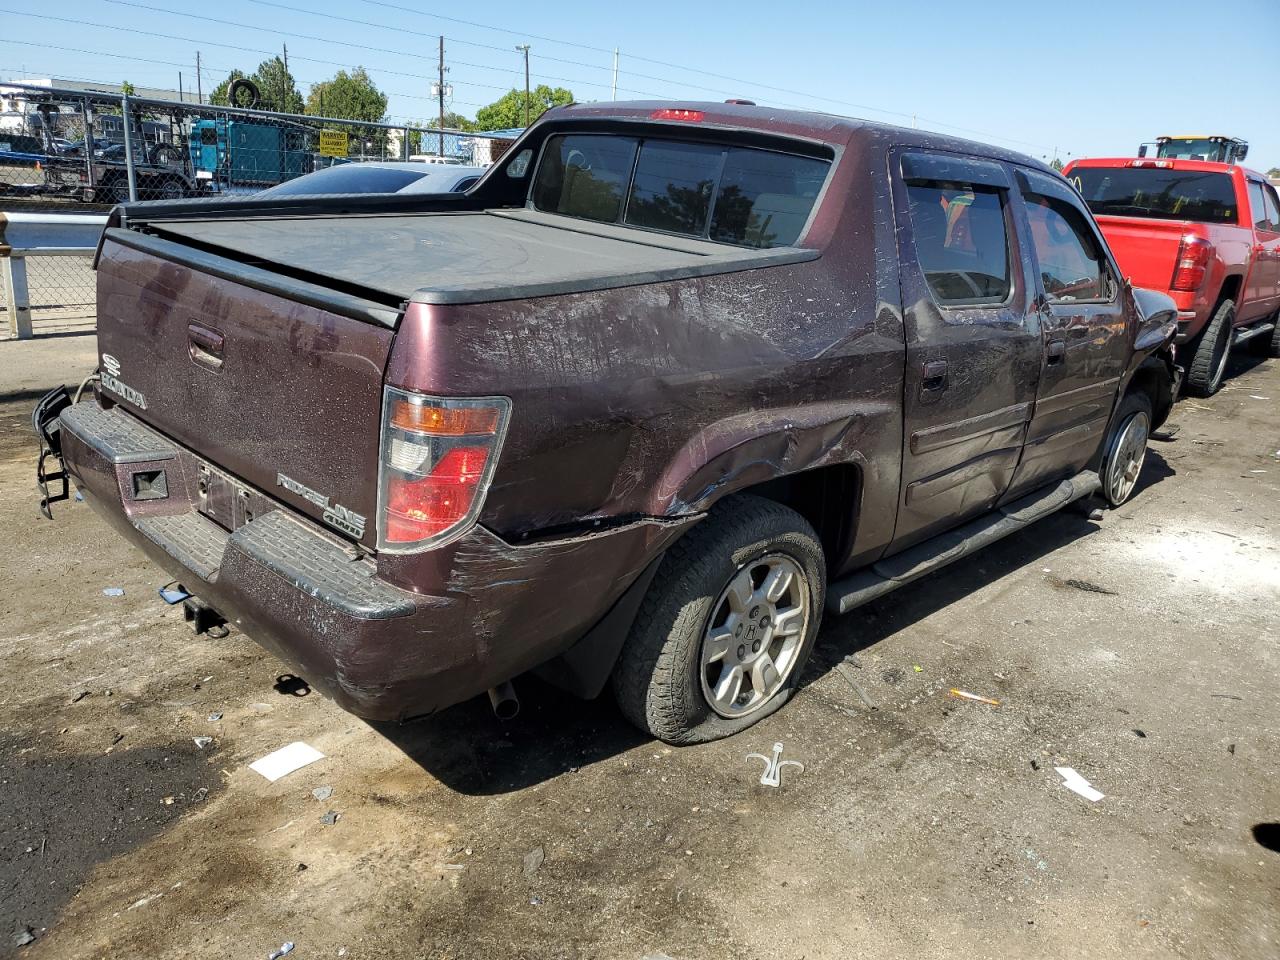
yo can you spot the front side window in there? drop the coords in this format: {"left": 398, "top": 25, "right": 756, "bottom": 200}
{"left": 1020, "top": 186, "right": 1107, "bottom": 301}
{"left": 531, "top": 133, "right": 829, "bottom": 248}
{"left": 906, "top": 183, "right": 1011, "bottom": 305}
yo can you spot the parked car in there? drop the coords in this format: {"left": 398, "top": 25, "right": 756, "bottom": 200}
{"left": 257, "top": 160, "right": 488, "bottom": 197}
{"left": 36, "top": 102, "right": 1179, "bottom": 744}
{"left": 1063, "top": 156, "right": 1280, "bottom": 395}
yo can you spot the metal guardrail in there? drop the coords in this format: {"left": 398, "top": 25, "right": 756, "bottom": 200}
{"left": 0, "top": 211, "right": 107, "bottom": 339}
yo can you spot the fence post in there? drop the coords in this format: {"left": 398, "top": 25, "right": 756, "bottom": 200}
{"left": 1, "top": 255, "right": 34, "bottom": 340}
{"left": 80, "top": 97, "right": 95, "bottom": 192}
{"left": 120, "top": 94, "right": 139, "bottom": 202}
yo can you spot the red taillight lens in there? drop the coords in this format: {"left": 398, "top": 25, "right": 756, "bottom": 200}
{"left": 649, "top": 108, "right": 704, "bottom": 122}
{"left": 378, "top": 389, "right": 511, "bottom": 551}
{"left": 385, "top": 445, "right": 490, "bottom": 543}
{"left": 1171, "top": 236, "right": 1212, "bottom": 292}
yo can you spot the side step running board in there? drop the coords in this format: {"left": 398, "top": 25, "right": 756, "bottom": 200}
{"left": 1234, "top": 321, "right": 1275, "bottom": 345}
{"left": 826, "top": 470, "right": 1101, "bottom": 616}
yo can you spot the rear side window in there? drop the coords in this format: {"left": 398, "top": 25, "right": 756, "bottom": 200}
{"left": 1263, "top": 184, "right": 1280, "bottom": 232}
{"left": 1249, "top": 180, "right": 1269, "bottom": 230}
{"left": 531, "top": 133, "right": 829, "bottom": 248}
{"left": 1069, "top": 167, "right": 1238, "bottom": 224}
{"left": 906, "top": 183, "right": 1011, "bottom": 305}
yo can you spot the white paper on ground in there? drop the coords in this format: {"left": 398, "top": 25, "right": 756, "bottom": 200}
{"left": 1055, "top": 766, "right": 1104, "bottom": 802}
{"left": 250, "top": 741, "right": 325, "bottom": 782}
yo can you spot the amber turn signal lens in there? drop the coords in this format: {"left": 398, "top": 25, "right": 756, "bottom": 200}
{"left": 389, "top": 400, "right": 501, "bottom": 436}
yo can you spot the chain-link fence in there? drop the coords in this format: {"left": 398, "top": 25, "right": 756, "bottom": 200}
{"left": 1, "top": 81, "right": 520, "bottom": 209}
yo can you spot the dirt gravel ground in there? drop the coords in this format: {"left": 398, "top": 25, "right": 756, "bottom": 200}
{"left": 1, "top": 330, "right": 1278, "bottom": 960}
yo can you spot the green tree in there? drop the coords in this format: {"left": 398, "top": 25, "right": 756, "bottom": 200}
{"left": 1050, "top": 157, "right": 1064, "bottom": 172}
{"left": 427, "top": 112, "right": 476, "bottom": 132}
{"left": 305, "top": 68, "right": 388, "bottom": 122}
{"left": 1268, "top": 166, "right": 1280, "bottom": 179}
{"left": 121, "top": 80, "right": 136, "bottom": 96}
{"left": 253, "top": 57, "right": 304, "bottom": 113}
{"left": 474, "top": 85, "right": 572, "bottom": 130}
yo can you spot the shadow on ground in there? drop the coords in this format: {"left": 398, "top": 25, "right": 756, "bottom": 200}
{"left": 0, "top": 733, "right": 225, "bottom": 951}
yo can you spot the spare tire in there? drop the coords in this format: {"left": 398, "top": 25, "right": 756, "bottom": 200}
{"left": 228, "top": 77, "right": 260, "bottom": 109}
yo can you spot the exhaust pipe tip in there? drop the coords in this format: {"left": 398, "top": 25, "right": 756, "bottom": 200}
{"left": 487, "top": 681, "right": 520, "bottom": 721}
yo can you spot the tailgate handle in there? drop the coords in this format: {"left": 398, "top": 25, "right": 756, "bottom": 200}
{"left": 188, "top": 323, "right": 225, "bottom": 371}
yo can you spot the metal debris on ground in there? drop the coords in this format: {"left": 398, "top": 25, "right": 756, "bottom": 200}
{"left": 193, "top": 736, "right": 213, "bottom": 749}
{"left": 523, "top": 845, "right": 545, "bottom": 875}
{"left": 249, "top": 742, "right": 325, "bottom": 782}
{"left": 192, "top": 787, "right": 208, "bottom": 802}
{"left": 103, "top": 587, "right": 124, "bottom": 597}
{"left": 319, "top": 810, "right": 340, "bottom": 826}
{"left": 207, "top": 712, "right": 223, "bottom": 722}
{"left": 745, "top": 742, "right": 804, "bottom": 787}
{"left": 15, "top": 928, "right": 36, "bottom": 946}
{"left": 268, "top": 943, "right": 295, "bottom": 960}
{"left": 312, "top": 785, "right": 333, "bottom": 801}
{"left": 834, "top": 659, "right": 877, "bottom": 710}
{"left": 948, "top": 689, "right": 1001, "bottom": 706}
{"left": 1055, "top": 767, "right": 1105, "bottom": 802}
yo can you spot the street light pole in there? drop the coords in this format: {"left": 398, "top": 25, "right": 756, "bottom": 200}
{"left": 515, "top": 44, "right": 531, "bottom": 127}
{"left": 438, "top": 35, "right": 446, "bottom": 157}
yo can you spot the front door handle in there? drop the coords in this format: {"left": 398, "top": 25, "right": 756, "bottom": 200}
{"left": 1046, "top": 339, "right": 1066, "bottom": 365}
{"left": 921, "top": 359, "right": 948, "bottom": 393}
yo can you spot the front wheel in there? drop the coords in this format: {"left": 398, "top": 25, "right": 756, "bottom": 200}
{"left": 1101, "top": 391, "right": 1153, "bottom": 507}
{"left": 612, "top": 495, "right": 826, "bottom": 744}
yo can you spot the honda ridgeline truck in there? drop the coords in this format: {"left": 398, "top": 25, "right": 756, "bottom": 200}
{"left": 1064, "top": 155, "right": 1280, "bottom": 396}
{"left": 36, "top": 102, "right": 1179, "bottom": 743}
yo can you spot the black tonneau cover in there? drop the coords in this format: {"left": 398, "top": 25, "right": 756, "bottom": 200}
{"left": 143, "top": 208, "right": 818, "bottom": 306}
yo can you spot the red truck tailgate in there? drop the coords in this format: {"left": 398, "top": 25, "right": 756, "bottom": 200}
{"left": 94, "top": 236, "right": 393, "bottom": 549}
{"left": 1092, "top": 215, "right": 1189, "bottom": 292}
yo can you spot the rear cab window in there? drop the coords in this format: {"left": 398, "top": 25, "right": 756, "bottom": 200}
{"left": 1068, "top": 165, "right": 1239, "bottom": 224}
{"left": 530, "top": 133, "right": 830, "bottom": 248}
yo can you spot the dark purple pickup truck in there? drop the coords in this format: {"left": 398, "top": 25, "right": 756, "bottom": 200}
{"left": 35, "top": 101, "right": 1179, "bottom": 743}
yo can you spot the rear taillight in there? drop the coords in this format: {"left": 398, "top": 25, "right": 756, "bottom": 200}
{"left": 1171, "top": 235, "right": 1212, "bottom": 292}
{"left": 377, "top": 388, "right": 511, "bottom": 552}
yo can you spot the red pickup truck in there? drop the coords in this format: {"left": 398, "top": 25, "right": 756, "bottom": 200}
{"left": 1063, "top": 157, "right": 1280, "bottom": 395}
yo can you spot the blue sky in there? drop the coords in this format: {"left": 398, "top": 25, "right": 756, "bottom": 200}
{"left": 4, "top": 0, "right": 1278, "bottom": 170}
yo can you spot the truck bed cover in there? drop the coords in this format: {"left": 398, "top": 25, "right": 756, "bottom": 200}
{"left": 135, "top": 207, "right": 818, "bottom": 309}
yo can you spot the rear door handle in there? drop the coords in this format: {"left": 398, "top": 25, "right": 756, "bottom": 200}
{"left": 1046, "top": 339, "right": 1066, "bottom": 365}
{"left": 921, "top": 359, "right": 948, "bottom": 393}
{"left": 188, "top": 322, "right": 225, "bottom": 371}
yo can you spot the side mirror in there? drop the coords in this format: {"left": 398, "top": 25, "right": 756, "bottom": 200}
{"left": 1137, "top": 144, "right": 1148, "bottom": 158}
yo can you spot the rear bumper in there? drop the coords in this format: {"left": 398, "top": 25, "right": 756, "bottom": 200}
{"left": 58, "top": 399, "right": 695, "bottom": 721}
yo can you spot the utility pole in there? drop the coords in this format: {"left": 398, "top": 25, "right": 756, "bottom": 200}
{"left": 611, "top": 48, "right": 618, "bottom": 100}
{"left": 515, "top": 44, "right": 531, "bottom": 127}
{"left": 438, "top": 35, "right": 446, "bottom": 157}
{"left": 195, "top": 51, "right": 203, "bottom": 104}
{"left": 178, "top": 72, "right": 184, "bottom": 103}
{"left": 282, "top": 43, "right": 289, "bottom": 73}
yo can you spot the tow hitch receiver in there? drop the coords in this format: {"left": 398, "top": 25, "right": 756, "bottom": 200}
{"left": 32, "top": 385, "right": 73, "bottom": 519}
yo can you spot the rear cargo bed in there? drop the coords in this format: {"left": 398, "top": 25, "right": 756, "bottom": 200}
{"left": 135, "top": 207, "right": 818, "bottom": 306}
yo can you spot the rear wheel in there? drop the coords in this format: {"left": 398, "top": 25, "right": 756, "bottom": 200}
{"left": 612, "top": 495, "right": 826, "bottom": 744}
{"left": 1185, "top": 299, "right": 1234, "bottom": 396}
{"left": 1248, "top": 310, "right": 1280, "bottom": 358}
{"left": 103, "top": 177, "right": 131, "bottom": 204}
{"left": 156, "top": 178, "right": 184, "bottom": 201}
{"left": 1101, "top": 391, "right": 1153, "bottom": 507}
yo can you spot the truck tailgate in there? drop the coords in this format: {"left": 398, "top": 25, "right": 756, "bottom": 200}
{"left": 1093, "top": 215, "right": 1190, "bottom": 292}
{"left": 95, "top": 236, "right": 392, "bottom": 548}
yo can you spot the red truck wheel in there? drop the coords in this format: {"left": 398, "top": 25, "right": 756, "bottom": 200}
{"left": 1185, "top": 299, "right": 1235, "bottom": 397}
{"left": 611, "top": 495, "right": 826, "bottom": 744}
{"left": 1250, "top": 311, "right": 1280, "bottom": 359}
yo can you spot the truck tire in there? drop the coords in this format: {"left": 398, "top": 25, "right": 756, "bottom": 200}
{"left": 1248, "top": 310, "right": 1280, "bottom": 358}
{"left": 1185, "top": 299, "right": 1234, "bottom": 396}
{"left": 103, "top": 176, "right": 131, "bottom": 205}
{"left": 1100, "top": 390, "right": 1153, "bottom": 507}
{"left": 612, "top": 495, "right": 826, "bottom": 744}
{"left": 156, "top": 178, "right": 184, "bottom": 201}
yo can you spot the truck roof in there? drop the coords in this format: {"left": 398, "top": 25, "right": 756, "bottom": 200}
{"left": 1067, "top": 156, "right": 1268, "bottom": 179}
{"left": 553, "top": 100, "right": 1055, "bottom": 174}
